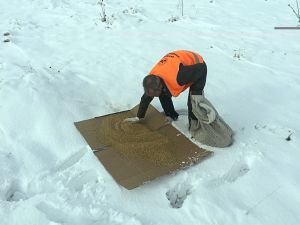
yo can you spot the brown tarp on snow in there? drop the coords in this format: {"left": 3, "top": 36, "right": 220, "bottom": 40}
{"left": 74, "top": 104, "right": 212, "bottom": 189}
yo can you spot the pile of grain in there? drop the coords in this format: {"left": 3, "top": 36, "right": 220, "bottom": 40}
{"left": 98, "top": 113, "right": 181, "bottom": 168}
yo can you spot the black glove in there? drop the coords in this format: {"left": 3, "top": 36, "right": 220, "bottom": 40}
{"left": 166, "top": 111, "right": 179, "bottom": 121}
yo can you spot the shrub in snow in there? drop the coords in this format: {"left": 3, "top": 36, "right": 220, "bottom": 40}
{"left": 168, "top": 16, "right": 180, "bottom": 22}
{"left": 233, "top": 49, "right": 243, "bottom": 60}
{"left": 96, "top": 0, "right": 115, "bottom": 28}
{"left": 167, "top": 0, "right": 184, "bottom": 23}
{"left": 288, "top": 0, "right": 300, "bottom": 25}
{"left": 97, "top": 0, "right": 107, "bottom": 22}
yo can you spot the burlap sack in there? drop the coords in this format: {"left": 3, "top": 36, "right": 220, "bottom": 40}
{"left": 190, "top": 96, "right": 233, "bottom": 148}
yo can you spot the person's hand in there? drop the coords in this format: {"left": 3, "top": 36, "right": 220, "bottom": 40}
{"left": 123, "top": 117, "right": 142, "bottom": 123}
{"left": 190, "top": 95, "right": 216, "bottom": 124}
{"left": 165, "top": 116, "right": 174, "bottom": 123}
{"left": 165, "top": 111, "right": 179, "bottom": 121}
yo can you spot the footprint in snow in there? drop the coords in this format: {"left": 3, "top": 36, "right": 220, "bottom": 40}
{"left": 5, "top": 180, "right": 27, "bottom": 202}
{"left": 166, "top": 183, "right": 192, "bottom": 208}
{"left": 208, "top": 160, "right": 250, "bottom": 187}
{"left": 36, "top": 202, "right": 96, "bottom": 225}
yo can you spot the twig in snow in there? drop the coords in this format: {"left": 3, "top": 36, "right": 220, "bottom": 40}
{"left": 181, "top": 0, "right": 184, "bottom": 17}
{"left": 285, "top": 130, "right": 293, "bottom": 141}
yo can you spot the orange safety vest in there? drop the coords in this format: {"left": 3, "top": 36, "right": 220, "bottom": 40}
{"left": 149, "top": 50, "right": 204, "bottom": 97}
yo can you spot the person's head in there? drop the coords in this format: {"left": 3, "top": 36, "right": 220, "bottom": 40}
{"left": 143, "top": 75, "right": 162, "bottom": 97}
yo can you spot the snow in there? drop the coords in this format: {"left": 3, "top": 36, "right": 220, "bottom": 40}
{"left": 0, "top": 0, "right": 300, "bottom": 224}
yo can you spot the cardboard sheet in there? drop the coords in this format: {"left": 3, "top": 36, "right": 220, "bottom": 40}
{"left": 74, "top": 104, "right": 212, "bottom": 189}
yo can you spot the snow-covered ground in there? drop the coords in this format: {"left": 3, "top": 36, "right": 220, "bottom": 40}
{"left": 1, "top": 0, "right": 300, "bottom": 224}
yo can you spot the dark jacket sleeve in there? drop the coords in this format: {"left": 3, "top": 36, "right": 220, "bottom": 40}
{"left": 176, "top": 62, "right": 207, "bottom": 95}
{"left": 159, "top": 94, "right": 179, "bottom": 120}
{"left": 137, "top": 94, "right": 153, "bottom": 118}
{"left": 137, "top": 87, "right": 178, "bottom": 120}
